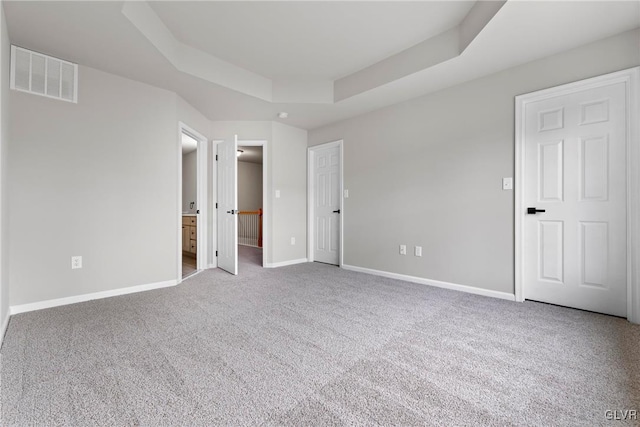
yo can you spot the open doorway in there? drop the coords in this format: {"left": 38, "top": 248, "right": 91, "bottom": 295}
{"left": 181, "top": 132, "right": 198, "bottom": 278}
{"left": 237, "top": 145, "right": 263, "bottom": 269}
{"left": 178, "top": 123, "right": 208, "bottom": 281}
{"left": 216, "top": 138, "right": 267, "bottom": 275}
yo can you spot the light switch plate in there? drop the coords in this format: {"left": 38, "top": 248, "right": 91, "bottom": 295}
{"left": 502, "top": 177, "right": 513, "bottom": 190}
{"left": 344, "top": 189, "right": 349, "bottom": 198}
{"left": 275, "top": 190, "right": 281, "bottom": 198}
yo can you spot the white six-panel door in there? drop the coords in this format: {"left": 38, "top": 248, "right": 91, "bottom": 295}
{"left": 523, "top": 82, "right": 627, "bottom": 317}
{"left": 217, "top": 136, "right": 238, "bottom": 275}
{"left": 313, "top": 144, "right": 340, "bottom": 265}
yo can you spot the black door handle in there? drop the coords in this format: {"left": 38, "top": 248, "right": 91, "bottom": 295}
{"left": 226, "top": 210, "right": 237, "bottom": 214}
{"left": 333, "top": 209, "right": 341, "bottom": 214}
{"left": 527, "top": 207, "right": 546, "bottom": 214}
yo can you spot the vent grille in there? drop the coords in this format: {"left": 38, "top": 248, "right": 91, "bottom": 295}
{"left": 10, "top": 46, "right": 78, "bottom": 103}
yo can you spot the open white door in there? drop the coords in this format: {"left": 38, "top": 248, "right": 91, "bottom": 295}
{"left": 217, "top": 135, "right": 238, "bottom": 275}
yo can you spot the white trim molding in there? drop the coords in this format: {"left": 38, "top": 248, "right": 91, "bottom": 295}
{"left": 515, "top": 66, "right": 640, "bottom": 323}
{"left": 265, "top": 258, "right": 308, "bottom": 269}
{"left": 342, "top": 264, "right": 516, "bottom": 301}
{"left": 307, "top": 139, "right": 344, "bottom": 267}
{"left": 210, "top": 139, "right": 224, "bottom": 271}
{"left": 0, "top": 312, "right": 9, "bottom": 346}
{"left": 9, "top": 280, "right": 177, "bottom": 315}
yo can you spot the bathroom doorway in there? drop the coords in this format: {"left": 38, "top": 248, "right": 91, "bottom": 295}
{"left": 178, "top": 123, "right": 208, "bottom": 281}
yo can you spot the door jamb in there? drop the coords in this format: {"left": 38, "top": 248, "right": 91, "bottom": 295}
{"left": 307, "top": 140, "right": 344, "bottom": 267}
{"left": 177, "top": 122, "right": 209, "bottom": 284}
{"left": 514, "top": 67, "right": 640, "bottom": 323}
{"left": 237, "top": 139, "right": 268, "bottom": 268}
{"left": 210, "top": 140, "right": 223, "bottom": 269}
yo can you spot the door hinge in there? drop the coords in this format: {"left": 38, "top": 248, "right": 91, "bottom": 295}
{"left": 216, "top": 251, "right": 218, "bottom": 257}
{"left": 216, "top": 154, "right": 218, "bottom": 161}
{"left": 216, "top": 202, "right": 218, "bottom": 209}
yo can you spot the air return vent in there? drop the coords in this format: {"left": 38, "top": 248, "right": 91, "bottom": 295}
{"left": 10, "top": 46, "right": 78, "bottom": 103}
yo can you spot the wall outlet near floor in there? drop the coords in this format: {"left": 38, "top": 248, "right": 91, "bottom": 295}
{"left": 399, "top": 245, "right": 407, "bottom": 255}
{"left": 415, "top": 246, "right": 422, "bottom": 257}
{"left": 71, "top": 256, "right": 82, "bottom": 269}
{"left": 291, "top": 237, "right": 296, "bottom": 245}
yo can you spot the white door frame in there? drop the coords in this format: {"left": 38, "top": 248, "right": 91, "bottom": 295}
{"left": 210, "top": 140, "right": 223, "bottom": 269}
{"left": 307, "top": 139, "right": 344, "bottom": 266}
{"left": 514, "top": 67, "right": 640, "bottom": 323}
{"left": 237, "top": 139, "right": 269, "bottom": 268}
{"left": 177, "top": 122, "right": 209, "bottom": 283}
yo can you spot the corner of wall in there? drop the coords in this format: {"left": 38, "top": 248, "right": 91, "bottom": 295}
{"left": 0, "top": 308, "right": 9, "bottom": 347}
{"left": 0, "top": 0, "right": 11, "bottom": 347}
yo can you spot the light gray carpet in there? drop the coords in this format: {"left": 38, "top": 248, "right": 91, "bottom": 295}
{"left": 1, "top": 247, "right": 639, "bottom": 426}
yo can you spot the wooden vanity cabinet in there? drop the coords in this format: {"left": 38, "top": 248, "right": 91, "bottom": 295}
{"left": 182, "top": 215, "right": 197, "bottom": 255}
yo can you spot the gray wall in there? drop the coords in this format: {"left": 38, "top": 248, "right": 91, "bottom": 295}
{"left": 272, "top": 122, "right": 307, "bottom": 263}
{"left": 9, "top": 65, "right": 179, "bottom": 305}
{"left": 238, "top": 160, "right": 262, "bottom": 212}
{"left": 182, "top": 150, "right": 197, "bottom": 213}
{"left": 0, "top": 3, "right": 10, "bottom": 332}
{"left": 309, "top": 29, "right": 640, "bottom": 294}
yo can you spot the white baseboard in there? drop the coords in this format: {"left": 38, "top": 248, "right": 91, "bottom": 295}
{"left": 341, "top": 264, "right": 516, "bottom": 301}
{"left": 9, "top": 280, "right": 178, "bottom": 315}
{"left": 265, "top": 258, "right": 308, "bottom": 268}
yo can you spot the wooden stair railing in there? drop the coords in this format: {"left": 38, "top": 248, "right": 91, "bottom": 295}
{"left": 238, "top": 208, "right": 263, "bottom": 248}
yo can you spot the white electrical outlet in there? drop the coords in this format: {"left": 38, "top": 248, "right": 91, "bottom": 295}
{"left": 71, "top": 256, "right": 82, "bottom": 269}
{"left": 415, "top": 246, "right": 422, "bottom": 257}
{"left": 291, "top": 237, "right": 295, "bottom": 245}
{"left": 502, "top": 177, "right": 513, "bottom": 190}
{"left": 399, "top": 245, "right": 407, "bottom": 255}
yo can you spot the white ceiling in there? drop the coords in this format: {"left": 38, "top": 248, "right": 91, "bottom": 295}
{"left": 238, "top": 146, "right": 263, "bottom": 165}
{"left": 4, "top": 1, "right": 640, "bottom": 130}
{"left": 181, "top": 133, "right": 198, "bottom": 154}
{"left": 150, "top": 1, "right": 474, "bottom": 80}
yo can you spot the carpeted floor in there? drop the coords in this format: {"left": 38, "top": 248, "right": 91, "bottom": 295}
{"left": 1, "top": 247, "right": 639, "bottom": 426}
{"left": 239, "top": 244, "right": 263, "bottom": 270}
